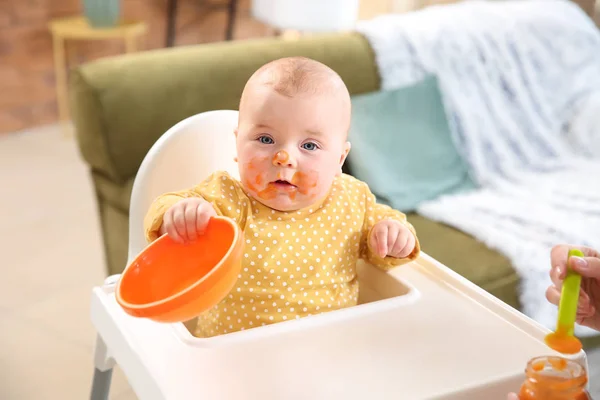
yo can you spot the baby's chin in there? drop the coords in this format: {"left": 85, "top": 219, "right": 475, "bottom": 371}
{"left": 246, "top": 191, "right": 314, "bottom": 212}
{"left": 255, "top": 196, "right": 307, "bottom": 212}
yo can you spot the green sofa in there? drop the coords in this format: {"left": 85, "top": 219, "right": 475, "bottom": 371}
{"left": 70, "top": 32, "right": 519, "bottom": 310}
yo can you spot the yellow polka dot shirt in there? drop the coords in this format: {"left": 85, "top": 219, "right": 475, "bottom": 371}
{"left": 144, "top": 171, "right": 420, "bottom": 337}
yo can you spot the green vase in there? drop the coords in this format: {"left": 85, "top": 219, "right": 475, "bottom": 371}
{"left": 83, "top": 0, "right": 120, "bottom": 28}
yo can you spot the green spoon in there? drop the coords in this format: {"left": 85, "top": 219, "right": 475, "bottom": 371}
{"left": 544, "top": 249, "right": 585, "bottom": 354}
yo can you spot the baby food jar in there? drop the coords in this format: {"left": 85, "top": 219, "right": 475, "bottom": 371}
{"left": 519, "top": 356, "right": 590, "bottom": 399}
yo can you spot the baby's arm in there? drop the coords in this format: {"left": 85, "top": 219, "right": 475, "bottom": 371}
{"left": 143, "top": 172, "right": 242, "bottom": 243}
{"left": 359, "top": 185, "right": 421, "bottom": 270}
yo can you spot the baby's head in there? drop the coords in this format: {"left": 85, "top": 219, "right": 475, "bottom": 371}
{"left": 235, "top": 56, "right": 352, "bottom": 212}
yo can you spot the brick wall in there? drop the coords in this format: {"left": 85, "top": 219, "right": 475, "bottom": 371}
{"left": 0, "top": 0, "right": 271, "bottom": 134}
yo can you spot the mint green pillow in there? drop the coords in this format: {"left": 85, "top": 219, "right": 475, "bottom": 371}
{"left": 347, "top": 76, "right": 475, "bottom": 212}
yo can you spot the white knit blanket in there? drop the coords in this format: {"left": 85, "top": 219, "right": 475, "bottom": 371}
{"left": 356, "top": 0, "right": 600, "bottom": 336}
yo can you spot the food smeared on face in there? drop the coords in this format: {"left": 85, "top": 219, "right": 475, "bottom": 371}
{"left": 242, "top": 155, "right": 319, "bottom": 202}
{"left": 273, "top": 150, "right": 289, "bottom": 164}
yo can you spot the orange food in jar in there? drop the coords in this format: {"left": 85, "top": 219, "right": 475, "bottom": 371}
{"left": 519, "top": 356, "right": 590, "bottom": 400}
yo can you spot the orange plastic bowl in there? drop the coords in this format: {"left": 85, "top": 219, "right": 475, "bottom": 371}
{"left": 116, "top": 217, "right": 244, "bottom": 323}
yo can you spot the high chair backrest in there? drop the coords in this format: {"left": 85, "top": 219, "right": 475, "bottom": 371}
{"left": 127, "top": 110, "right": 240, "bottom": 264}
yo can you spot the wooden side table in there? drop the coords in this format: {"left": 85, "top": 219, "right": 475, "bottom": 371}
{"left": 49, "top": 16, "right": 148, "bottom": 135}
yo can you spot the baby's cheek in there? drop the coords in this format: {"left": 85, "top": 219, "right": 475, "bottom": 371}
{"left": 292, "top": 170, "right": 318, "bottom": 195}
{"left": 311, "top": 181, "right": 330, "bottom": 199}
{"left": 241, "top": 156, "right": 269, "bottom": 191}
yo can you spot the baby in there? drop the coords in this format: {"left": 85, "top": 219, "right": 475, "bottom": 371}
{"left": 144, "top": 56, "right": 421, "bottom": 338}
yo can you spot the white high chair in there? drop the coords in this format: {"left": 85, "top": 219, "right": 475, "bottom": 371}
{"left": 89, "top": 110, "right": 587, "bottom": 400}
{"left": 90, "top": 109, "right": 239, "bottom": 399}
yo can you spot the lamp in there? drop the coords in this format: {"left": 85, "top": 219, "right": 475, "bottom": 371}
{"left": 251, "top": 0, "right": 360, "bottom": 33}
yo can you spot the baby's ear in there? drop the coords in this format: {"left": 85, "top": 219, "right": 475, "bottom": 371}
{"left": 233, "top": 129, "right": 239, "bottom": 162}
{"left": 340, "top": 141, "right": 351, "bottom": 164}
{"left": 337, "top": 141, "right": 352, "bottom": 175}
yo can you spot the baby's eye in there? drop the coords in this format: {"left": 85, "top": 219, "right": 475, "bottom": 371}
{"left": 258, "top": 136, "right": 274, "bottom": 144}
{"left": 301, "top": 142, "right": 318, "bottom": 151}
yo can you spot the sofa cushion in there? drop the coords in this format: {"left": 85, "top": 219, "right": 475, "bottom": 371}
{"left": 92, "top": 172, "right": 135, "bottom": 213}
{"left": 347, "top": 75, "right": 475, "bottom": 212}
{"left": 99, "top": 200, "right": 130, "bottom": 275}
{"left": 407, "top": 213, "right": 517, "bottom": 299}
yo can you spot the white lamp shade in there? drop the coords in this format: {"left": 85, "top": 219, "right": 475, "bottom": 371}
{"left": 252, "top": 0, "right": 360, "bottom": 32}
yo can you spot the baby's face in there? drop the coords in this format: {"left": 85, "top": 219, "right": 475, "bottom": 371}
{"left": 236, "top": 86, "right": 350, "bottom": 211}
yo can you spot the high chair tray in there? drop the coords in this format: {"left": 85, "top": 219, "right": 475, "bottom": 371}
{"left": 91, "top": 252, "right": 587, "bottom": 400}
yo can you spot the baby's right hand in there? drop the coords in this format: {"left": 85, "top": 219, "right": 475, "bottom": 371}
{"left": 159, "top": 198, "right": 217, "bottom": 243}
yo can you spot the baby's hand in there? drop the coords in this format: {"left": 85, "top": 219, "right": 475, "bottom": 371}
{"left": 370, "top": 220, "right": 416, "bottom": 259}
{"left": 159, "top": 198, "right": 217, "bottom": 243}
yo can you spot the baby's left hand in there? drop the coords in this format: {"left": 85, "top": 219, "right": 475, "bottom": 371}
{"left": 370, "top": 220, "right": 416, "bottom": 259}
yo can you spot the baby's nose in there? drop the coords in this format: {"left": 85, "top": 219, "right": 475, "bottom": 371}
{"left": 272, "top": 150, "right": 293, "bottom": 167}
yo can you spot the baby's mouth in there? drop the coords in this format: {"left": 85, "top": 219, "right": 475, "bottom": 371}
{"left": 271, "top": 179, "right": 297, "bottom": 189}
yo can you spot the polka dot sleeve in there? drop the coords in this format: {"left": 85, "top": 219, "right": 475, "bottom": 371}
{"left": 359, "top": 183, "right": 421, "bottom": 270}
{"left": 143, "top": 171, "right": 245, "bottom": 243}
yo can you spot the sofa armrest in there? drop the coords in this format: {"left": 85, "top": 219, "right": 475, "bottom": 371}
{"left": 69, "top": 32, "right": 380, "bottom": 184}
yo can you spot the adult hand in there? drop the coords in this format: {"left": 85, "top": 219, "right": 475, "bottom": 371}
{"left": 546, "top": 244, "right": 600, "bottom": 331}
